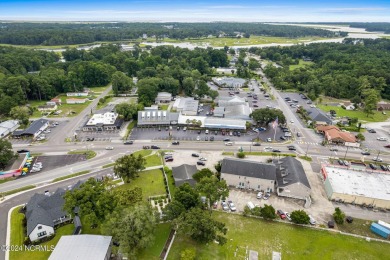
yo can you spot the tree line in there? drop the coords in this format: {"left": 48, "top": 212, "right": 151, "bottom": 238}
{"left": 248, "top": 38, "right": 390, "bottom": 101}
{"left": 0, "top": 22, "right": 342, "bottom": 46}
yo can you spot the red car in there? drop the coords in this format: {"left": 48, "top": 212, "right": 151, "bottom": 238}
{"left": 277, "top": 210, "right": 286, "bottom": 220}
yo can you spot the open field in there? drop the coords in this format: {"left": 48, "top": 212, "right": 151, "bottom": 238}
{"left": 289, "top": 59, "right": 314, "bottom": 70}
{"left": 168, "top": 212, "right": 390, "bottom": 260}
{"left": 146, "top": 36, "right": 339, "bottom": 47}
{"left": 28, "top": 97, "right": 91, "bottom": 118}
{"left": 317, "top": 104, "right": 390, "bottom": 122}
{"left": 10, "top": 207, "right": 74, "bottom": 260}
{"left": 145, "top": 154, "right": 162, "bottom": 167}
{"left": 115, "top": 169, "right": 166, "bottom": 199}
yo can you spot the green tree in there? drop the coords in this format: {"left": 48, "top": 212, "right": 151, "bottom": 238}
{"left": 248, "top": 58, "right": 260, "bottom": 70}
{"left": 208, "top": 89, "right": 219, "bottom": 101}
{"left": 175, "top": 207, "right": 227, "bottom": 245}
{"left": 112, "top": 71, "right": 133, "bottom": 96}
{"left": 237, "top": 152, "right": 245, "bottom": 158}
{"left": 356, "top": 133, "right": 365, "bottom": 141}
{"left": 9, "top": 106, "right": 30, "bottom": 125}
{"left": 195, "top": 80, "right": 211, "bottom": 99}
{"left": 0, "top": 139, "right": 16, "bottom": 170}
{"left": 196, "top": 176, "right": 229, "bottom": 210}
{"left": 250, "top": 108, "right": 286, "bottom": 125}
{"left": 260, "top": 204, "right": 276, "bottom": 220}
{"left": 363, "top": 89, "right": 379, "bottom": 117}
{"left": 192, "top": 168, "right": 214, "bottom": 182}
{"left": 290, "top": 210, "right": 310, "bottom": 224}
{"left": 181, "top": 248, "right": 196, "bottom": 260}
{"left": 103, "top": 204, "right": 157, "bottom": 258}
{"left": 115, "top": 103, "right": 138, "bottom": 121}
{"left": 182, "top": 77, "right": 195, "bottom": 96}
{"left": 162, "top": 200, "right": 186, "bottom": 221}
{"left": 63, "top": 178, "right": 116, "bottom": 227}
{"left": 114, "top": 187, "right": 143, "bottom": 207}
{"left": 174, "top": 183, "right": 201, "bottom": 210}
{"left": 113, "top": 154, "right": 146, "bottom": 183}
{"left": 333, "top": 207, "right": 346, "bottom": 225}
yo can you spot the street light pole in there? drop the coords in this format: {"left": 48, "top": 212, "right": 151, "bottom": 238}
{"left": 343, "top": 146, "right": 349, "bottom": 160}
{"left": 376, "top": 150, "right": 381, "bottom": 161}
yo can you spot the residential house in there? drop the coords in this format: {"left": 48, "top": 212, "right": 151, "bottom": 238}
{"left": 37, "top": 104, "right": 57, "bottom": 112}
{"left": 275, "top": 157, "right": 311, "bottom": 200}
{"left": 49, "top": 235, "right": 112, "bottom": 260}
{"left": 316, "top": 125, "right": 357, "bottom": 146}
{"left": 66, "top": 98, "right": 87, "bottom": 104}
{"left": 66, "top": 92, "right": 89, "bottom": 97}
{"left": 50, "top": 98, "right": 62, "bottom": 105}
{"left": 0, "top": 120, "right": 19, "bottom": 139}
{"left": 172, "top": 164, "right": 198, "bottom": 186}
{"left": 377, "top": 101, "right": 390, "bottom": 111}
{"left": 221, "top": 158, "right": 276, "bottom": 192}
{"left": 155, "top": 92, "right": 172, "bottom": 103}
{"left": 26, "top": 188, "right": 72, "bottom": 242}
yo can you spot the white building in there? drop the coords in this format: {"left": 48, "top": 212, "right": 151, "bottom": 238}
{"left": 83, "top": 112, "right": 124, "bottom": 131}
{"left": 66, "top": 98, "right": 87, "bottom": 104}
{"left": 172, "top": 97, "right": 199, "bottom": 116}
{"left": 155, "top": 92, "right": 172, "bottom": 103}
{"left": 218, "top": 96, "right": 247, "bottom": 107}
{"left": 0, "top": 120, "right": 19, "bottom": 139}
{"left": 66, "top": 92, "right": 89, "bottom": 97}
{"left": 221, "top": 158, "right": 276, "bottom": 192}
{"left": 49, "top": 235, "right": 112, "bottom": 260}
{"left": 213, "top": 77, "right": 246, "bottom": 88}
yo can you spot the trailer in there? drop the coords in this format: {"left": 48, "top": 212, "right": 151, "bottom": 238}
{"left": 370, "top": 223, "right": 390, "bottom": 239}
{"left": 378, "top": 220, "right": 390, "bottom": 230}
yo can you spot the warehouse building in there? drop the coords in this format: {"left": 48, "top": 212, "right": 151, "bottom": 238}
{"left": 218, "top": 96, "right": 247, "bottom": 107}
{"left": 138, "top": 110, "right": 180, "bottom": 126}
{"left": 0, "top": 120, "right": 19, "bottom": 139}
{"left": 213, "top": 77, "right": 246, "bottom": 88}
{"left": 322, "top": 165, "right": 390, "bottom": 209}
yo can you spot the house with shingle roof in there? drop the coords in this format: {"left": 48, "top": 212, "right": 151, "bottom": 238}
{"left": 172, "top": 164, "right": 198, "bottom": 186}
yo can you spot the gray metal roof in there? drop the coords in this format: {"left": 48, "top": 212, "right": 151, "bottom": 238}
{"left": 224, "top": 105, "right": 251, "bottom": 119}
{"left": 137, "top": 110, "right": 179, "bottom": 125}
{"left": 307, "top": 108, "right": 332, "bottom": 124}
{"left": 221, "top": 158, "right": 276, "bottom": 180}
{"left": 26, "top": 188, "right": 68, "bottom": 235}
{"left": 49, "top": 235, "right": 112, "bottom": 260}
{"left": 213, "top": 107, "right": 225, "bottom": 117}
{"left": 218, "top": 96, "right": 246, "bottom": 107}
{"left": 275, "top": 157, "right": 311, "bottom": 189}
{"left": 204, "top": 118, "right": 246, "bottom": 130}
{"left": 172, "top": 164, "right": 198, "bottom": 186}
{"left": 23, "top": 119, "right": 49, "bottom": 135}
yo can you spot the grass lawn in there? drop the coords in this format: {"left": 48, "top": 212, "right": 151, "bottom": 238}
{"left": 133, "top": 150, "right": 153, "bottom": 157}
{"left": 68, "top": 150, "right": 96, "bottom": 159}
{"left": 165, "top": 167, "right": 176, "bottom": 197}
{"left": 10, "top": 207, "right": 74, "bottom": 260}
{"left": 159, "top": 104, "right": 169, "bottom": 111}
{"left": 167, "top": 212, "right": 390, "bottom": 260}
{"left": 115, "top": 169, "right": 166, "bottom": 200}
{"left": 125, "top": 120, "right": 136, "bottom": 139}
{"left": 96, "top": 96, "right": 113, "bottom": 110}
{"left": 138, "top": 223, "right": 172, "bottom": 260}
{"left": 317, "top": 104, "right": 390, "bottom": 122}
{"left": 336, "top": 218, "right": 385, "bottom": 239}
{"left": 289, "top": 59, "right": 314, "bottom": 70}
{"left": 3, "top": 185, "right": 36, "bottom": 196}
{"left": 145, "top": 154, "right": 162, "bottom": 168}
{"left": 90, "top": 85, "right": 110, "bottom": 93}
{"left": 52, "top": 170, "right": 90, "bottom": 183}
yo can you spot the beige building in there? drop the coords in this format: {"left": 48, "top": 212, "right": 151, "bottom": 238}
{"left": 322, "top": 165, "right": 390, "bottom": 209}
{"left": 221, "top": 158, "right": 276, "bottom": 192}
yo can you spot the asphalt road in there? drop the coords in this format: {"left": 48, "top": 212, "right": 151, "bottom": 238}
{"left": 0, "top": 168, "right": 113, "bottom": 260}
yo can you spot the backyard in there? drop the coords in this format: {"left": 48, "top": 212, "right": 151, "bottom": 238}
{"left": 9, "top": 207, "right": 74, "bottom": 260}
{"left": 317, "top": 104, "right": 390, "bottom": 122}
{"left": 167, "top": 212, "right": 390, "bottom": 260}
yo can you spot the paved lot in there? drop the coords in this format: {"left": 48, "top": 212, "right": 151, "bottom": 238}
{"left": 164, "top": 150, "right": 226, "bottom": 170}
{"left": 361, "top": 127, "right": 389, "bottom": 153}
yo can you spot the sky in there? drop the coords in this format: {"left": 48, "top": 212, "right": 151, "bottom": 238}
{"left": 0, "top": 0, "right": 389, "bottom": 22}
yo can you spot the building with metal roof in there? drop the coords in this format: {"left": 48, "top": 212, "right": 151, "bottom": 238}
{"left": 172, "top": 97, "right": 199, "bottom": 115}
{"left": 155, "top": 92, "right": 172, "bottom": 103}
{"left": 204, "top": 117, "right": 246, "bottom": 130}
{"left": 0, "top": 120, "right": 19, "bottom": 139}
{"left": 137, "top": 110, "right": 180, "bottom": 126}
{"left": 322, "top": 165, "right": 390, "bottom": 209}
{"left": 49, "top": 235, "right": 112, "bottom": 260}
{"left": 218, "top": 96, "right": 247, "bottom": 107}
{"left": 224, "top": 105, "right": 252, "bottom": 120}
{"left": 82, "top": 112, "right": 124, "bottom": 131}
{"left": 213, "top": 77, "right": 246, "bottom": 88}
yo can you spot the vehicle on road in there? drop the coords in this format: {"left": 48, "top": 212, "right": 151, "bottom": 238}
{"left": 17, "top": 149, "right": 30, "bottom": 153}
{"left": 225, "top": 142, "right": 233, "bottom": 146}
{"left": 264, "top": 146, "right": 273, "bottom": 151}
{"left": 210, "top": 136, "right": 214, "bottom": 141}
{"left": 105, "top": 146, "right": 114, "bottom": 150}
{"left": 277, "top": 210, "right": 286, "bottom": 219}
{"left": 124, "top": 140, "right": 133, "bottom": 145}
{"left": 290, "top": 119, "right": 294, "bottom": 123}
{"left": 151, "top": 145, "right": 160, "bottom": 149}
{"left": 380, "top": 165, "right": 388, "bottom": 171}
{"left": 172, "top": 141, "right": 180, "bottom": 145}
{"left": 272, "top": 149, "right": 281, "bottom": 153}
{"left": 197, "top": 161, "right": 205, "bottom": 166}
{"left": 377, "top": 137, "right": 387, "bottom": 141}
{"left": 368, "top": 129, "right": 376, "bottom": 133}
{"left": 338, "top": 159, "right": 344, "bottom": 165}
{"left": 228, "top": 201, "right": 236, "bottom": 211}
{"left": 267, "top": 138, "right": 272, "bottom": 142}
{"left": 373, "top": 157, "right": 383, "bottom": 162}
{"left": 344, "top": 160, "right": 350, "bottom": 166}
{"left": 287, "top": 146, "right": 296, "bottom": 150}
{"left": 330, "top": 147, "right": 338, "bottom": 151}
{"left": 192, "top": 153, "right": 200, "bottom": 157}
{"left": 165, "top": 157, "right": 173, "bottom": 162}
{"left": 384, "top": 144, "right": 390, "bottom": 148}
{"left": 280, "top": 136, "right": 286, "bottom": 140}
{"left": 253, "top": 143, "right": 261, "bottom": 146}
{"left": 361, "top": 151, "right": 371, "bottom": 155}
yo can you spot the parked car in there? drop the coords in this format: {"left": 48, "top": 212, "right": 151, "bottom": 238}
{"left": 343, "top": 160, "right": 350, "bottom": 166}
{"left": 368, "top": 129, "right": 376, "bottom": 133}
{"left": 280, "top": 136, "right": 286, "bottom": 140}
{"left": 263, "top": 192, "right": 271, "bottom": 200}
{"left": 277, "top": 210, "right": 286, "bottom": 220}
{"left": 377, "top": 137, "right": 387, "bottom": 141}
{"left": 361, "top": 151, "right": 371, "bottom": 155}
{"left": 199, "top": 157, "right": 207, "bottom": 161}
{"left": 197, "top": 161, "right": 205, "bottom": 166}
{"left": 105, "top": 146, "right": 114, "bottom": 150}
{"left": 285, "top": 212, "right": 292, "bottom": 221}
{"left": 338, "top": 159, "right": 344, "bottom": 165}
{"left": 380, "top": 165, "right": 388, "bottom": 171}
{"left": 369, "top": 163, "right": 377, "bottom": 170}
{"left": 384, "top": 144, "right": 390, "bottom": 148}
{"left": 228, "top": 201, "right": 237, "bottom": 211}
{"left": 272, "top": 149, "right": 281, "bottom": 153}
{"left": 17, "top": 149, "right": 30, "bottom": 153}
{"left": 225, "top": 142, "right": 233, "bottom": 146}
{"left": 221, "top": 201, "right": 229, "bottom": 211}
{"left": 267, "top": 138, "right": 272, "bottom": 142}
{"left": 223, "top": 138, "right": 231, "bottom": 142}
{"left": 165, "top": 157, "right": 173, "bottom": 162}
{"left": 143, "top": 146, "right": 150, "bottom": 149}
{"left": 124, "top": 140, "right": 133, "bottom": 145}
{"left": 253, "top": 143, "right": 261, "bottom": 146}
{"left": 151, "top": 145, "right": 160, "bottom": 149}
{"left": 205, "top": 136, "right": 209, "bottom": 141}
{"left": 309, "top": 215, "right": 316, "bottom": 225}
{"left": 256, "top": 192, "right": 263, "bottom": 199}
{"left": 213, "top": 202, "right": 218, "bottom": 209}
{"left": 210, "top": 136, "right": 214, "bottom": 141}
{"left": 196, "top": 136, "right": 201, "bottom": 141}
{"left": 192, "top": 153, "right": 200, "bottom": 157}
{"left": 172, "top": 141, "right": 180, "bottom": 145}
{"left": 287, "top": 146, "right": 296, "bottom": 150}
{"left": 373, "top": 157, "right": 383, "bottom": 162}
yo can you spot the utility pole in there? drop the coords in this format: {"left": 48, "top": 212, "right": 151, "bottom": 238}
{"left": 343, "top": 146, "right": 349, "bottom": 160}
{"left": 376, "top": 150, "right": 381, "bottom": 161}
{"left": 305, "top": 144, "right": 310, "bottom": 157}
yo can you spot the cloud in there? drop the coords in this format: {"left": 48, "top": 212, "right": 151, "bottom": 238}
{"left": 320, "top": 7, "right": 387, "bottom": 13}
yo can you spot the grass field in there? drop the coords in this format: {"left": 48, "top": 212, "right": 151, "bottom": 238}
{"left": 115, "top": 169, "right": 166, "bottom": 199}
{"left": 151, "top": 35, "right": 337, "bottom": 47}
{"left": 159, "top": 104, "right": 169, "bottom": 111}
{"left": 52, "top": 170, "right": 90, "bottom": 183}
{"left": 28, "top": 97, "right": 91, "bottom": 118}
{"left": 145, "top": 154, "right": 162, "bottom": 167}
{"left": 67, "top": 150, "right": 96, "bottom": 159}
{"left": 167, "top": 212, "right": 390, "bottom": 260}
{"left": 10, "top": 207, "right": 74, "bottom": 260}
{"left": 133, "top": 150, "right": 153, "bottom": 157}
{"left": 138, "top": 223, "right": 172, "bottom": 260}
{"left": 289, "top": 59, "right": 314, "bottom": 70}
{"left": 3, "top": 185, "right": 36, "bottom": 196}
{"left": 317, "top": 104, "right": 390, "bottom": 122}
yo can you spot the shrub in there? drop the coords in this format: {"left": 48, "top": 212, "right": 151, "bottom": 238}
{"left": 291, "top": 210, "right": 310, "bottom": 224}
{"left": 333, "top": 207, "right": 346, "bottom": 225}
{"left": 237, "top": 152, "right": 245, "bottom": 158}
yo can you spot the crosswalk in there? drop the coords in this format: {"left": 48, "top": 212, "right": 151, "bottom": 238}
{"left": 296, "top": 141, "right": 320, "bottom": 146}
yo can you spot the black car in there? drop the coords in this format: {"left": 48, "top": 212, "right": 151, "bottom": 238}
{"left": 165, "top": 157, "right": 173, "bottom": 162}
{"left": 253, "top": 143, "right": 261, "bottom": 146}
{"left": 380, "top": 165, "right": 388, "bottom": 171}
{"left": 192, "top": 153, "right": 200, "bottom": 157}
{"left": 369, "top": 163, "right": 377, "bottom": 170}
{"left": 210, "top": 136, "right": 214, "bottom": 141}
{"left": 280, "top": 136, "right": 286, "bottom": 140}
{"left": 287, "top": 146, "right": 296, "bottom": 150}
{"left": 197, "top": 161, "right": 206, "bottom": 166}
{"left": 198, "top": 130, "right": 201, "bottom": 134}
{"left": 237, "top": 132, "right": 241, "bottom": 137}
{"left": 223, "top": 138, "right": 230, "bottom": 142}
{"left": 172, "top": 141, "right": 180, "bottom": 145}
{"left": 151, "top": 145, "right": 160, "bottom": 149}
{"left": 368, "top": 129, "right": 376, "bottom": 133}
{"left": 233, "top": 131, "right": 237, "bottom": 136}
{"left": 17, "top": 149, "right": 30, "bottom": 153}
{"left": 361, "top": 151, "right": 371, "bottom": 155}
{"left": 338, "top": 159, "right": 344, "bottom": 165}
{"left": 124, "top": 140, "right": 133, "bottom": 145}
{"left": 272, "top": 149, "right": 281, "bottom": 153}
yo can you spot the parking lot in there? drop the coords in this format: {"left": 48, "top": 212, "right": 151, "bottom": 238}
{"left": 361, "top": 127, "right": 390, "bottom": 153}
{"left": 164, "top": 150, "right": 226, "bottom": 169}
{"left": 9, "top": 120, "right": 66, "bottom": 144}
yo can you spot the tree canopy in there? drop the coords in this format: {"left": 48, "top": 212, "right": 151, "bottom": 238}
{"left": 250, "top": 108, "right": 286, "bottom": 126}
{"left": 113, "top": 154, "right": 146, "bottom": 183}
{"left": 0, "top": 139, "right": 16, "bottom": 170}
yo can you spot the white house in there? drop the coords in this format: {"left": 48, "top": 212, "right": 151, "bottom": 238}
{"left": 66, "top": 98, "right": 87, "bottom": 104}
{"left": 66, "top": 92, "right": 89, "bottom": 97}
{"left": 221, "top": 158, "right": 276, "bottom": 192}
{"left": 26, "top": 188, "right": 71, "bottom": 242}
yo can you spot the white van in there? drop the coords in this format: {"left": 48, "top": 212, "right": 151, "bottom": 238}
{"left": 247, "top": 201, "right": 255, "bottom": 210}
{"left": 225, "top": 142, "right": 233, "bottom": 146}
{"left": 205, "top": 130, "right": 209, "bottom": 134}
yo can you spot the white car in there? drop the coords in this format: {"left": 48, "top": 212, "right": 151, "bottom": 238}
{"left": 221, "top": 201, "right": 229, "bottom": 211}
{"left": 105, "top": 146, "right": 114, "bottom": 150}
{"left": 377, "top": 137, "right": 387, "bottom": 141}
{"left": 228, "top": 200, "right": 237, "bottom": 211}
{"left": 373, "top": 157, "right": 383, "bottom": 162}
{"left": 199, "top": 157, "right": 207, "bottom": 161}
{"left": 264, "top": 146, "right": 273, "bottom": 151}
{"left": 309, "top": 215, "right": 316, "bottom": 225}
{"left": 290, "top": 119, "right": 294, "bottom": 123}
{"left": 256, "top": 192, "right": 263, "bottom": 199}
{"left": 285, "top": 212, "right": 292, "bottom": 221}
{"left": 267, "top": 138, "right": 272, "bottom": 142}
{"left": 196, "top": 136, "right": 201, "bottom": 141}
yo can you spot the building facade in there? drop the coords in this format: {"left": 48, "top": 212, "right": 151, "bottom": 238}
{"left": 82, "top": 112, "right": 123, "bottom": 131}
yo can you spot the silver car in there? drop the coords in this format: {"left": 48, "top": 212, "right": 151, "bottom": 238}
{"left": 228, "top": 200, "right": 236, "bottom": 211}
{"left": 221, "top": 201, "right": 229, "bottom": 211}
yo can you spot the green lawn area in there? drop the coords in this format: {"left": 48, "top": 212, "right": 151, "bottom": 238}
{"left": 159, "top": 104, "right": 169, "bottom": 111}
{"left": 10, "top": 207, "right": 74, "bottom": 260}
{"left": 138, "top": 223, "right": 172, "bottom": 260}
{"left": 145, "top": 154, "right": 162, "bottom": 168}
{"left": 67, "top": 150, "right": 96, "bottom": 159}
{"left": 125, "top": 120, "right": 136, "bottom": 139}
{"left": 96, "top": 96, "right": 113, "bottom": 110}
{"left": 317, "top": 104, "right": 390, "bottom": 122}
{"left": 90, "top": 85, "right": 110, "bottom": 93}
{"left": 165, "top": 167, "right": 176, "bottom": 197}
{"left": 154, "top": 35, "right": 337, "bottom": 47}
{"left": 289, "top": 59, "right": 314, "bottom": 70}
{"left": 115, "top": 169, "right": 166, "bottom": 200}
{"left": 167, "top": 212, "right": 390, "bottom": 260}
{"left": 336, "top": 218, "right": 385, "bottom": 239}
{"left": 3, "top": 185, "right": 36, "bottom": 196}
{"left": 133, "top": 150, "right": 153, "bottom": 157}
{"left": 28, "top": 97, "right": 91, "bottom": 118}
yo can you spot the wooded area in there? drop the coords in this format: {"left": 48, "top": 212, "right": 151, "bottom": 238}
{"left": 0, "top": 22, "right": 343, "bottom": 46}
